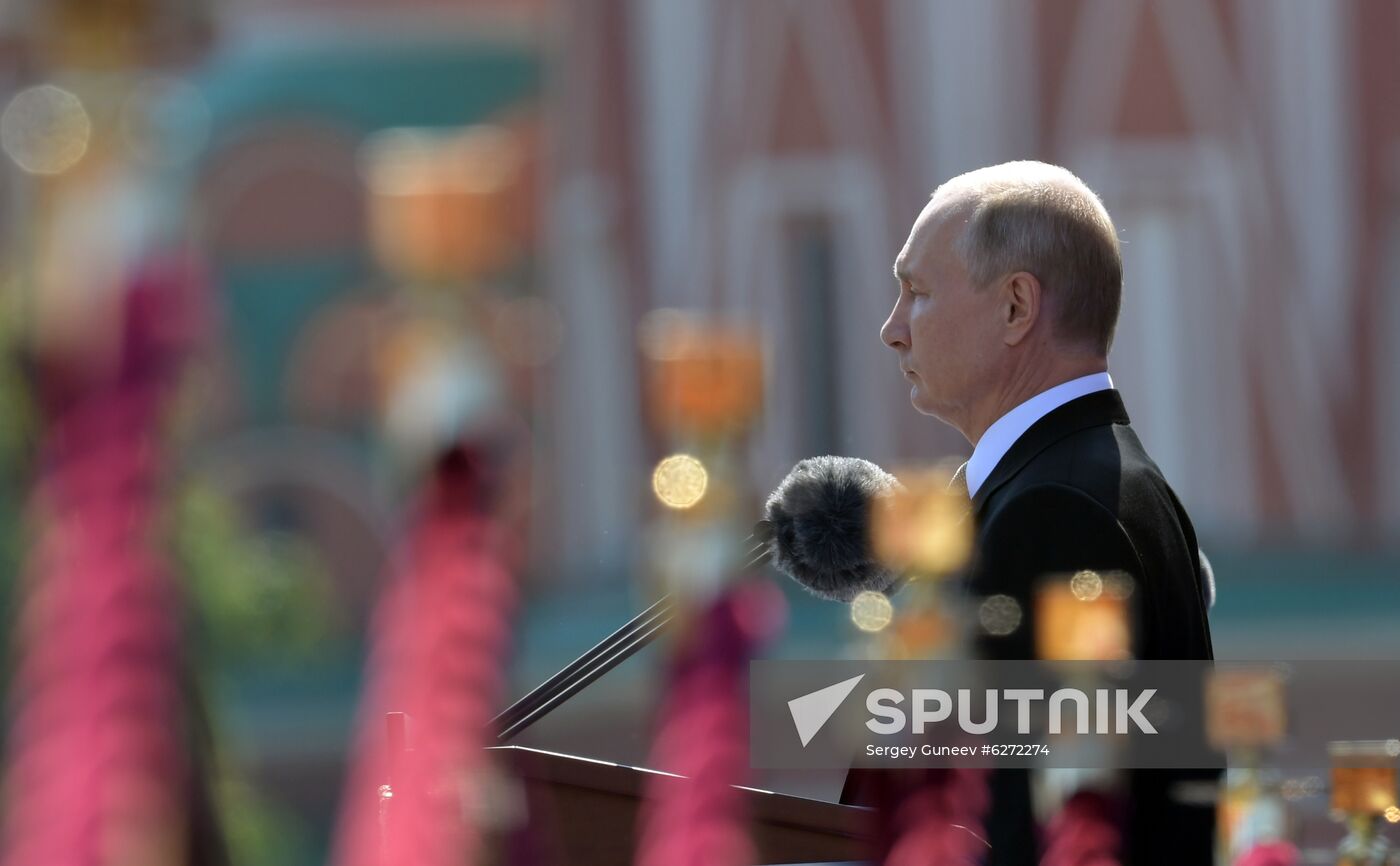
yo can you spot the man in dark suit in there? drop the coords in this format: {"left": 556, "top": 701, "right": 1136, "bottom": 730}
{"left": 875, "top": 161, "right": 1216, "bottom": 865}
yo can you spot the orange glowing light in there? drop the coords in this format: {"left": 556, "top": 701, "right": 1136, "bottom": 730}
{"left": 869, "top": 469, "right": 972, "bottom": 577}
{"left": 639, "top": 311, "right": 764, "bottom": 437}
{"left": 1205, "top": 668, "right": 1287, "bottom": 750}
{"left": 363, "top": 125, "right": 524, "bottom": 283}
{"left": 1035, "top": 572, "right": 1134, "bottom": 661}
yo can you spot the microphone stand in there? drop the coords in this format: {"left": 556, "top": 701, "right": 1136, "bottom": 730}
{"left": 491, "top": 532, "right": 771, "bottom": 742}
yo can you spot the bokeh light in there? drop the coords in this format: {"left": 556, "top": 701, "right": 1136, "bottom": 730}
{"left": 1205, "top": 668, "right": 1287, "bottom": 751}
{"left": 850, "top": 590, "right": 893, "bottom": 633}
{"left": 978, "top": 594, "right": 1022, "bottom": 637}
{"left": 1280, "top": 776, "right": 1324, "bottom": 802}
{"left": 869, "top": 468, "right": 972, "bottom": 577}
{"left": 1386, "top": 805, "right": 1400, "bottom": 824}
{"left": 1327, "top": 742, "right": 1398, "bottom": 816}
{"left": 1069, "top": 570, "right": 1103, "bottom": 602}
{"left": 1037, "top": 573, "right": 1132, "bottom": 661}
{"left": 1327, "top": 766, "right": 1394, "bottom": 817}
{"left": 638, "top": 310, "right": 765, "bottom": 437}
{"left": 892, "top": 608, "right": 951, "bottom": 655}
{"left": 651, "top": 454, "right": 707, "bottom": 509}
{"left": 362, "top": 124, "right": 525, "bottom": 282}
{"left": 1, "top": 84, "right": 91, "bottom": 175}
{"left": 1104, "top": 572, "right": 1135, "bottom": 600}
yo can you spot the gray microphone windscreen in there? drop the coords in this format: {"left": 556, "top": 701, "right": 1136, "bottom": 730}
{"left": 763, "top": 456, "right": 901, "bottom": 602}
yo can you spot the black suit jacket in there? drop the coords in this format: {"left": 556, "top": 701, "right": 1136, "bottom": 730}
{"left": 968, "top": 389, "right": 1215, "bottom": 866}
{"left": 842, "top": 390, "right": 1216, "bottom": 865}
{"left": 968, "top": 388, "right": 1214, "bottom": 663}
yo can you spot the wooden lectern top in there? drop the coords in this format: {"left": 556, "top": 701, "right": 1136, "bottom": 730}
{"left": 488, "top": 745, "right": 872, "bottom": 865}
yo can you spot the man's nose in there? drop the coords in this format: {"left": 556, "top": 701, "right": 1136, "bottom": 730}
{"left": 880, "top": 305, "right": 908, "bottom": 350}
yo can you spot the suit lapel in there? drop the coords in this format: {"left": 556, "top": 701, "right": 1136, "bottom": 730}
{"left": 971, "top": 390, "right": 1131, "bottom": 514}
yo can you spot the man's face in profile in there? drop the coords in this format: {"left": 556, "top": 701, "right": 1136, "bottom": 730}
{"left": 881, "top": 199, "right": 1002, "bottom": 427}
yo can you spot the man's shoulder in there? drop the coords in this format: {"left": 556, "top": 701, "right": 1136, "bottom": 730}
{"left": 980, "top": 420, "right": 1201, "bottom": 578}
{"left": 986, "top": 421, "right": 1160, "bottom": 518}
{"left": 978, "top": 482, "right": 1127, "bottom": 548}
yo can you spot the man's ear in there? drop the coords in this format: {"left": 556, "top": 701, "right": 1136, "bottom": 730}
{"left": 1001, "top": 271, "right": 1041, "bottom": 346}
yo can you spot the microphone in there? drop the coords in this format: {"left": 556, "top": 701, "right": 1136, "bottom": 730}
{"left": 761, "top": 455, "right": 902, "bottom": 602}
{"left": 492, "top": 455, "right": 901, "bottom": 742}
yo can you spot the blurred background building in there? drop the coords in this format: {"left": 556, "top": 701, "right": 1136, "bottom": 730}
{"left": 1, "top": 0, "right": 1399, "bottom": 863}
{"left": 554, "top": 0, "right": 1400, "bottom": 546}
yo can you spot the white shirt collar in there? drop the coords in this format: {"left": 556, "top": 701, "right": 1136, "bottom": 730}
{"left": 965, "top": 372, "right": 1115, "bottom": 498}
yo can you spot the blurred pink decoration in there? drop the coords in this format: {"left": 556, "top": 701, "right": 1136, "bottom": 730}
{"left": 0, "top": 253, "right": 206, "bottom": 866}
{"left": 863, "top": 768, "right": 990, "bottom": 866}
{"left": 634, "top": 580, "right": 786, "bottom": 866}
{"left": 331, "top": 445, "right": 517, "bottom": 866}
{"left": 1234, "top": 841, "right": 1299, "bottom": 866}
{"left": 1041, "top": 790, "right": 1121, "bottom": 866}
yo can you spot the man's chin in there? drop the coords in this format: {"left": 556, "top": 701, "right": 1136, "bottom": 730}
{"left": 910, "top": 389, "right": 951, "bottom": 423}
{"left": 909, "top": 388, "right": 938, "bottom": 417}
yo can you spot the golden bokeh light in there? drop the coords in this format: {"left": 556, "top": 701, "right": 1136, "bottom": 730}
{"left": 1069, "top": 570, "right": 1104, "bottom": 602}
{"left": 1204, "top": 669, "right": 1287, "bottom": 751}
{"left": 1, "top": 84, "right": 91, "bottom": 175}
{"left": 1328, "top": 741, "right": 1399, "bottom": 816}
{"left": 978, "top": 594, "right": 1023, "bottom": 637}
{"left": 850, "top": 591, "right": 894, "bottom": 633}
{"left": 1332, "top": 766, "right": 1400, "bottom": 817}
{"left": 638, "top": 310, "right": 765, "bottom": 437}
{"left": 1037, "top": 574, "right": 1132, "bottom": 661}
{"left": 1386, "top": 805, "right": 1400, "bottom": 824}
{"left": 869, "top": 469, "right": 973, "bottom": 577}
{"left": 1104, "top": 572, "right": 1135, "bottom": 600}
{"left": 892, "top": 607, "right": 952, "bottom": 655}
{"left": 651, "top": 454, "right": 708, "bottom": 509}
{"left": 362, "top": 124, "right": 525, "bottom": 282}
{"left": 1280, "top": 777, "right": 1324, "bottom": 802}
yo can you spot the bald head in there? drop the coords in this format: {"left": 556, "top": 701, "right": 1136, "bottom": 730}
{"left": 933, "top": 161, "right": 1122, "bottom": 355}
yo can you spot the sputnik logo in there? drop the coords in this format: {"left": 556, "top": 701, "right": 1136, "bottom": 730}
{"left": 787, "top": 674, "right": 865, "bottom": 747}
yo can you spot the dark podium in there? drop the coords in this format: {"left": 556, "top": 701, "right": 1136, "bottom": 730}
{"left": 489, "top": 745, "right": 872, "bottom": 864}
{"left": 488, "top": 595, "right": 872, "bottom": 863}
